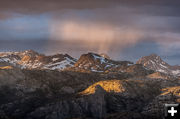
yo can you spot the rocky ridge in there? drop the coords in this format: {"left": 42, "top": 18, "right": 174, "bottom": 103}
{"left": 0, "top": 50, "right": 76, "bottom": 70}
{"left": 137, "top": 54, "right": 180, "bottom": 77}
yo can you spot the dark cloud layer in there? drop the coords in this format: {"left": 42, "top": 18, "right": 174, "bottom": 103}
{"left": 0, "top": 39, "right": 48, "bottom": 52}
{"left": 0, "top": 0, "right": 117, "bottom": 13}
{"left": 0, "top": 0, "right": 180, "bottom": 14}
{"left": 0, "top": 0, "right": 180, "bottom": 65}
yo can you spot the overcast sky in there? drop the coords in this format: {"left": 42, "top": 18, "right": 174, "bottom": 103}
{"left": 0, "top": 0, "right": 180, "bottom": 65}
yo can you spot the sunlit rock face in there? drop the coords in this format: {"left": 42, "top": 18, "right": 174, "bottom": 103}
{"left": 79, "top": 80, "right": 125, "bottom": 95}
{"left": 73, "top": 52, "right": 118, "bottom": 72}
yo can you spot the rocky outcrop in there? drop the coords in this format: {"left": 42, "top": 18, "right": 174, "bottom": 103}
{"left": 142, "top": 86, "right": 180, "bottom": 118}
{"left": 27, "top": 86, "right": 107, "bottom": 119}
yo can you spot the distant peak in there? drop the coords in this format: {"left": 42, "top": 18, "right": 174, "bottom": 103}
{"left": 80, "top": 52, "right": 101, "bottom": 59}
{"left": 149, "top": 53, "right": 158, "bottom": 57}
{"left": 136, "top": 54, "right": 180, "bottom": 76}
{"left": 137, "top": 54, "right": 162, "bottom": 66}
{"left": 138, "top": 54, "right": 161, "bottom": 61}
{"left": 87, "top": 52, "right": 100, "bottom": 56}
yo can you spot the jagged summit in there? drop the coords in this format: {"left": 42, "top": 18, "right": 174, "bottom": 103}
{"left": 137, "top": 54, "right": 168, "bottom": 69}
{"left": 79, "top": 52, "right": 109, "bottom": 63}
{"left": 74, "top": 52, "right": 118, "bottom": 72}
{"left": 149, "top": 53, "right": 159, "bottom": 57}
{"left": 137, "top": 53, "right": 162, "bottom": 62}
{"left": 20, "top": 50, "right": 43, "bottom": 59}
{"left": 137, "top": 54, "right": 180, "bottom": 76}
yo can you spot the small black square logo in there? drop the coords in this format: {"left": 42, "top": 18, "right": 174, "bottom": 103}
{"left": 165, "top": 104, "right": 180, "bottom": 119}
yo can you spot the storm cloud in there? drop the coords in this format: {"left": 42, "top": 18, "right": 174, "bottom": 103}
{"left": 0, "top": 0, "right": 180, "bottom": 65}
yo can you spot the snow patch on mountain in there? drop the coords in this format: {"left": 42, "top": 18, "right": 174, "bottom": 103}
{"left": 44, "top": 57, "right": 76, "bottom": 70}
{"left": 52, "top": 58, "right": 59, "bottom": 62}
{"left": 172, "top": 70, "right": 180, "bottom": 75}
{"left": 92, "top": 54, "right": 106, "bottom": 64}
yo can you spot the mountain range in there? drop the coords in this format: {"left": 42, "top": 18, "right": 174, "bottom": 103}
{"left": 0, "top": 50, "right": 180, "bottom": 119}
{"left": 0, "top": 50, "right": 179, "bottom": 77}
